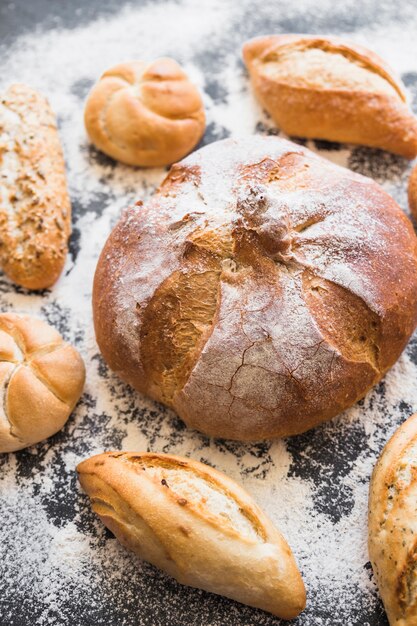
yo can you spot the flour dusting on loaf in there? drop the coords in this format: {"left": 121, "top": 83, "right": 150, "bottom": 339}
{"left": 93, "top": 136, "right": 417, "bottom": 441}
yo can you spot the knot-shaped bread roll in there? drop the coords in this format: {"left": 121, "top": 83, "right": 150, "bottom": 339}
{"left": 0, "top": 84, "right": 71, "bottom": 289}
{"left": 0, "top": 313, "right": 85, "bottom": 453}
{"left": 243, "top": 35, "right": 417, "bottom": 158}
{"left": 93, "top": 136, "right": 417, "bottom": 441}
{"left": 77, "top": 451, "right": 306, "bottom": 619}
{"left": 84, "top": 58, "right": 206, "bottom": 167}
{"left": 369, "top": 413, "right": 417, "bottom": 625}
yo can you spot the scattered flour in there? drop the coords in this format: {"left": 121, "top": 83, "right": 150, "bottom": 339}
{"left": 0, "top": 1, "right": 417, "bottom": 625}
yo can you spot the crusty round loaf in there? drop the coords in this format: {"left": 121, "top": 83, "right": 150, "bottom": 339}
{"left": 77, "top": 451, "right": 306, "bottom": 619}
{"left": 243, "top": 35, "right": 417, "bottom": 158}
{"left": 369, "top": 413, "right": 417, "bottom": 625}
{"left": 93, "top": 136, "right": 417, "bottom": 441}
{"left": 0, "top": 313, "right": 85, "bottom": 453}
{"left": 0, "top": 84, "right": 71, "bottom": 289}
{"left": 84, "top": 58, "right": 206, "bottom": 167}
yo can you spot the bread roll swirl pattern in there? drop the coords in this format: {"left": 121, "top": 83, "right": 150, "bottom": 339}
{"left": 0, "top": 84, "right": 71, "bottom": 289}
{"left": 77, "top": 451, "right": 306, "bottom": 619}
{"left": 84, "top": 58, "right": 206, "bottom": 167}
{"left": 93, "top": 136, "right": 417, "bottom": 440}
{"left": 243, "top": 35, "right": 417, "bottom": 158}
{"left": 0, "top": 313, "right": 85, "bottom": 453}
{"left": 369, "top": 414, "right": 417, "bottom": 625}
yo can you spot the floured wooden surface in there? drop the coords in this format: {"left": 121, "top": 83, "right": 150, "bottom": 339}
{"left": 1, "top": 0, "right": 417, "bottom": 624}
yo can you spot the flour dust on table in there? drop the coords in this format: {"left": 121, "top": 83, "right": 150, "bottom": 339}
{"left": 1, "top": 0, "right": 417, "bottom": 624}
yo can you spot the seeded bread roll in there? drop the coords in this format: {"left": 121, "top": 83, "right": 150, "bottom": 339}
{"left": 0, "top": 313, "right": 85, "bottom": 453}
{"left": 408, "top": 163, "right": 417, "bottom": 221}
{"left": 243, "top": 35, "right": 417, "bottom": 158}
{"left": 77, "top": 451, "right": 306, "bottom": 619}
{"left": 369, "top": 413, "right": 417, "bottom": 625}
{"left": 84, "top": 58, "right": 206, "bottom": 167}
{"left": 93, "top": 136, "right": 417, "bottom": 441}
{"left": 0, "top": 84, "right": 71, "bottom": 289}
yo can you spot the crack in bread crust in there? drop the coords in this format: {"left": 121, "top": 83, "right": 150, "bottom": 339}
{"left": 93, "top": 136, "right": 417, "bottom": 440}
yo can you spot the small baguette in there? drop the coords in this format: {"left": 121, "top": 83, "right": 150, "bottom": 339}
{"left": 243, "top": 34, "right": 417, "bottom": 158}
{"left": 0, "top": 84, "right": 71, "bottom": 289}
{"left": 77, "top": 451, "right": 306, "bottom": 619}
{"left": 369, "top": 413, "right": 417, "bottom": 625}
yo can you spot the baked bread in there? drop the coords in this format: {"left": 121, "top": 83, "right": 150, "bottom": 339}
{"left": 93, "top": 136, "right": 417, "bottom": 441}
{"left": 84, "top": 58, "right": 206, "bottom": 167}
{"left": 0, "top": 84, "right": 71, "bottom": 290}
{"left": 408, "top": 163, "right": 417, "bottom": 221}
{"left": 369, "top": 413, "right": 417, "bottom": 625}
{"left": 243, "top": 35, "right": 417, "bottom": 158}
{"left": 0, "top": 313, "right": 85, "bottom": 453}
{"left": 77, "top": 451, "right": 306, "bottom": 618}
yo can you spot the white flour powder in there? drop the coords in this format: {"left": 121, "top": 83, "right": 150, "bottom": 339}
{"left": 1, "top": 1, "right": 417, "bottom": 624}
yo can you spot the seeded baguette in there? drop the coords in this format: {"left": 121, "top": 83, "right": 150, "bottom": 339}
{"left": 408, "top": 164, "right": 417, "bottom": 221}
{"left": 77, "top": 451, "right": 306, "bottom": 619}
{"left": 243, "top": 34, "right": 417, "bottom": 158}
{"left": 369, "top": 413, "right": 417, "bottom": 625}
{"left": 0, "top": 83, "right": 71, "bottom": 290}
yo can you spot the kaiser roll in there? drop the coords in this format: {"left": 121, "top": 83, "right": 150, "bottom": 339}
{"left": 84, "top": 58, "right": 205, "bottom": 167}
{"left": 0, "top": 313, "right": 85, "bottom": 453}
{"left": 93, "top": 136, "right": 417, "bottom": 441}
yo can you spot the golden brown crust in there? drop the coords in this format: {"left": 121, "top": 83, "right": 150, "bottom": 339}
{"left": 369, "top": 413, "right": 417, "bottom": 626}
{"left": 243, "top": 34, "right": 417, "bottom": 158}
{"left": 77, "top": 451, "right": 306, "bottom": 619}
{"left": 408, "top": 164, "right": 417, "bottom": 221}
{"left": 93, "top": 136, "right": 417, "bottom": 441}
{"left": 84, "top": 58, "right": 206, "bottom": 167}
{"left": 0, "top": 84, "right": 71, "bottom": 290}
{"left": 0, "top": 313, "right": 85, "bottom": 453}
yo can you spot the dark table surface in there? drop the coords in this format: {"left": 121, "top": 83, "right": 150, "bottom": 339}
{"left": 2, "top": 0, "right": 417, "bottom": 624}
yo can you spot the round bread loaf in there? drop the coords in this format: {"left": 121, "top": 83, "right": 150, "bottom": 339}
{"left": 93, "top": 136, "right": 417, "bottom": 441}
{"left": 0, "top": 313, "right": 85, "bottom": 453}
{"left": 84, "top": 58, "right": 206, "bottom": 167}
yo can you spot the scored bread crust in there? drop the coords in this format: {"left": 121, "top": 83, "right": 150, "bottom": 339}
{"left": 84, "top": 58, "right": 206, "bottom": 167}
{"left": 0, "top": 313, "right": 85, "bottom": 453}
{"left": 77, "top": 451, "right": 306, "bottom": 619}
{"left": 0, "top": 84, "right": 71, "bottom": 289}
{"left": 369, "top": 414, "right": 417, "bottom": 626}
{"left": 93, "top": 136, "right": 417, "bottom": 441}
{"left": 242, "top": 34, "right": 417, "bottom": 158}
